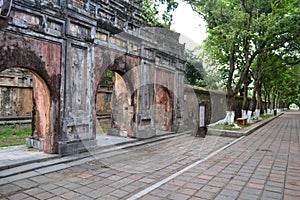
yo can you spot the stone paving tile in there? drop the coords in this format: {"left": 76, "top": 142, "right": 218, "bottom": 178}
{"left": 194, "top": 190, "right": 216, "bottom": 199}
{"left": 149, "top": 188, "right": 170, "bottom": 198}
{"left": 239, "top": 192, "right": 260, "bottom": 200}
{"left": 63, "top": 182, "right": 82, "bottom": 190}
{"left": 60, "top": 191, "right": 80, "bottom": 199}
{"left": 284, "top": 189, "right": 300, "bottom": 197}
{"left": 139, "top": 194, "right": 162, "bottom": 200}
{"left": 7, "top": 192, "right": 29, "bottom": 200}
{"left": 23, "top": 187, "right": 45, "bottom": 196}
{"left": 214, "top": 194, "right": 236, "bottom": 200}
{"left": 219, "top": 188, "right": 240, "bottom": 198}
{"left": 177, "top": 188, "right": 197, "bottom": 196}
{"left": 224, "top": 183, "right": 244, "bottom": 191}
{"left": 85, "top": 189, "right": 104, "bottom": 199}
{"left": 70, "top": 195, "right": 91, "bottom": 200}
{"left": 39, "top": 183, "right": 59, "bottom": 191}
{"left": 75, "top": 186, "right": 94, "bottom": 195}
{"left": 168, "top": 192, "right": 190, "bottom": 200}
{"left": 22, "top": 197, "right": 38, "bottom": 200}
{"left": 34, "top": 191, "right": 55, "bottom": 200}
{"left": 110, "top": 189, "right": 129, "bottom": 198}
{"left": 49, "top": 187, "right": 70, "bottom": 196}
{"left": 261, "top": 190, "right": 283, "bottom": 199}
{"left": 13, "top": 179, "right": 38, "bottom": 189}
{"left": 29, "top": 175, "right": 54, "bottom": 184}
{"left": 0, "top": 184, "right": 22, "bottom": 196}
{"left": 189, "top": 197, "right": 203, "bottom": 200}
{"left": 47, "top": 196, "right": 65, "bottom": 200}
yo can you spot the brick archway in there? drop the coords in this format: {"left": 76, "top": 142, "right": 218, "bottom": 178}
{"left": 0, "top": 32, "right": 61, "bottom": 153}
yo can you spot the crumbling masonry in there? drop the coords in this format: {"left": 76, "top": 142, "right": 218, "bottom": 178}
{"left": 0, "top": 0, "right": 186, "bottom": 154}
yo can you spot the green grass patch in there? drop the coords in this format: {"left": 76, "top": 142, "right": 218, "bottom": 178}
{"left": 260, "top": 114, "right": 274, "bottom": 120}
{"left": 210, "top": 114, "right": 275, "bottom": 131}
{"left": 210, "top": 123, "right": 250, "bottom": 130}
{"left": 96, "top": 119, "right": 111, "bottom": 134}
{"left": 0, "top": 125, "right": 32, "bottom": 147}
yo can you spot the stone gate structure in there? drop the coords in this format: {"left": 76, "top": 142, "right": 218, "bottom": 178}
{"left": 0, "top": 0, "right": 186, "bottom": 154}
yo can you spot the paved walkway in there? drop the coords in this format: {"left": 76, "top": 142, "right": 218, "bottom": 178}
{"left": 0, "top": 112, "right": 299, "bottom": 199}
{"left": 0, "top": 134, "right": 136, "bottom": 170}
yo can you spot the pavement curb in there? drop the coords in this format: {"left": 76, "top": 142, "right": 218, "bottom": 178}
{"left": 207, "top": 112, "right": 283, "bottom": 138}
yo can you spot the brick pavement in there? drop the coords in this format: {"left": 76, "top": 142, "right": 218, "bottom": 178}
{"left": 138, "top": 111, "right": 300, "bottom": 200}
{"left": 0, "top": 111, "right": 299, "bottom": 200}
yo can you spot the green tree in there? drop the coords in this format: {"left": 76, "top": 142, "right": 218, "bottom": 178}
{"left": 139, "top": 0, "right": 179, "bottom": 28}
{"left": 184, "top": 50, "right": 207, "bottom": 87}
{"left": 262, "top": 51, "right": 300, "bottom": 111}
{"left": 184, "top": 0, "right": 300, "bottom": 123}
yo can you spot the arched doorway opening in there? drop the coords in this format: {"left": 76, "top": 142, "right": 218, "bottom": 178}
{"left": 154, "top": 86, "right": 173, "bottom": 131}
{"left": 95, "top": 70, "right": 133, "bottom": 137}
{"left": 0, "top": 67, "right": 51, "bottom": 151}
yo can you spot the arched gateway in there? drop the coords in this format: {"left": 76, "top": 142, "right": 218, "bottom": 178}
{"left": 0, "top": 0, "right": 186, "bottom": 154}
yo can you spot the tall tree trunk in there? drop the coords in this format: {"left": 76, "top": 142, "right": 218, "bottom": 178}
{"left": 256, "top": 87, "right": 263, "bottom": 108}
{"left": 253, "top": 54, "right": 264, "bottom": 119}
{"left": 264, "top": 93, "right": 267, "bottom": 114}
{"left": 247, "top": 89, "right": 256, "bottom": 123}
{"left": 268, "top": 93, "right": 272, "bottom": 111}
{"left": 255, "top": 88, "right": 263, "bottom": 119}
{"left": 242, "top": 84, "right": 248, "bottom": 110}
{"left": 227, "top": 90, "right": 236, "bottom": 111}
{"left": 226, "top": 90, "right": 236, "bottom": 125}
{"left": 242, "top": 75, "right": 251, "bottom": 110}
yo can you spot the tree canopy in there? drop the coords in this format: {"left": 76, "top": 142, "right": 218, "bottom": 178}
{"left": 139, "top": 0, "right": 300, "bottom": 112}
{"left": 139, "top": 0, "right": 179, "bottom": 28}
{"left": 184, "top": 50, "right": 207, "bottom": 87}
{"left": 184, "top": 0, "right": 300, "bottom": 111}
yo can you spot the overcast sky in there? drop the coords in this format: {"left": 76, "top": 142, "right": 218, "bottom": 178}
{"left": 171, "top": 1, "right": 207, "bottom": 50}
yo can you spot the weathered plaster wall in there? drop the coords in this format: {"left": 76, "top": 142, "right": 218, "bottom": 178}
{"left": 111, "top": 73, "right": 133, "bottom": 136}
{"left": 183, "top": 85, "right": 268, "bottom": 130}
{"left": 0, "top": 32, "right": 61, "bottom": 153}
{"left": 32, "top": 75, "right": 50, "bottom": 143}
{"left": 0, "top": 0, "right": 186, "bottom": 154}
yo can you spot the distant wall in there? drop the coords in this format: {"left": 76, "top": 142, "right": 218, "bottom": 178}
{"left": 0, "top": 87, "right": 32, "bottom": 116}
{"left": 0, "top": 69, "right": 33, "bottom": 117}
{"left": 183, "top": 85, "right": 267, "bottom": 130}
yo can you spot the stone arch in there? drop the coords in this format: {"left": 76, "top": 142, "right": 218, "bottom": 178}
{"left": 95, "top": 70, "right": 133, "bottom": 136}
{"left": 0, "top": 33, "right": 61, "bottom": 153}
{"left": 154, "top": 85, "right": 173, "bottom": 132}
{"left": 93, "top": 50, "right": 137, "bottom": 138}
{"left": 0, "top": 67, "right": 55, "bottom": 153}
{"left": 110, "top": 72, "right": 133, "bottom": 136}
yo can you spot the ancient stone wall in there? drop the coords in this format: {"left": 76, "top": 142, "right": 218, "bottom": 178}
{"left": 0, "top": 0, "right": 186, "bottom": 154}
{"left": 183, "top": 85, "right": 268, "bottom": 130}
